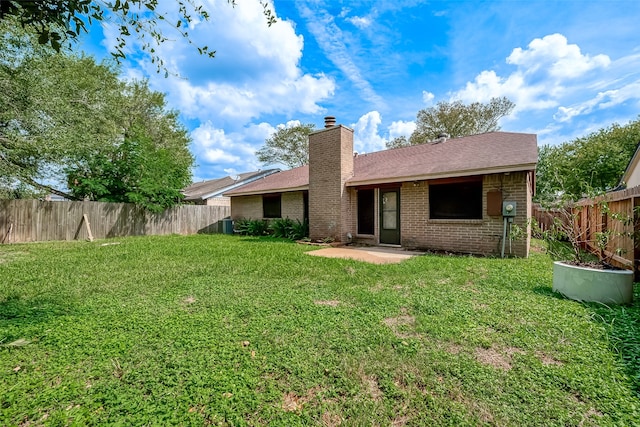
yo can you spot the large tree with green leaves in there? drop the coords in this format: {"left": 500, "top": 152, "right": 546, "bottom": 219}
{"left": 256, "top": 123, "right": 316, "bottom": 168}
{"left": 1, "top": 20, "right": 193, "bottom": 209}
{"left": 1, "top": 18, "right": 123, "bottom": 198}
{"left": 65, "top": 82, "right": 193, "bottom": 211}
{"left": 387, "top": 97, "right": 515, "bottom": 148}
{"left": 535, "top": 118, "right": 640, "bottom": 202}
{"left": 0, "top": 0, "right": 275, "bottom": 72}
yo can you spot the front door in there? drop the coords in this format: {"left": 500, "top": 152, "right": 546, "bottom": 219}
{"left": 380, "top": 188, "right": 400, "bottom": 245}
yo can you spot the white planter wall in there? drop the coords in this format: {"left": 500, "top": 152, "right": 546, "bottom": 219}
{"left": 552, "top": 261, "right": 634, "bottom": 305}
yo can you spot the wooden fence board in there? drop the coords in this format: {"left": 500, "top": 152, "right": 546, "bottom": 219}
{"left": 0, "top": 200, "right": 229, "bottom": 244}
{"left": 533, "top": 186, "right": 640, "bottom": 277}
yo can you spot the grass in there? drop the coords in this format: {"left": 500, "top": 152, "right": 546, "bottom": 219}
{"left": 1, "top": 235, "right": 639, "bottom": 426}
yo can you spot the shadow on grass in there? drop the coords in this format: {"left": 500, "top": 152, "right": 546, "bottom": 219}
{"left": 0, "top": 294, "right": 73, "bottom": 326}
{"left": 532, "top": 286, "right": 565, "bottom": 299}
{"left": 237, "top": 236, "right": 298, "bottom": 244}
{"left": 587, "top": 284, "right": 640, "bottom": 397}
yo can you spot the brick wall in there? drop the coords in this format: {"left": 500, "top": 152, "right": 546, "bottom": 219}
{"left": 281, "top": 192, "right": 305, "bottom": 221}
{"left": 351, "top": 171, "right": 532, "bottom": 257}
{"left": 308, "top": 125, "right": 354, "bottom": 242}
{"left": 400, "top": 172, "right": 531, "bottom": 257}
{"left": 230, "top": 195, "right": 262, "bottom": 219}
{"left": 206, "top": 196, "right": 231, "bottom": 207}
{"left": 230, "top": 192, "right": 306, "bottom": 222}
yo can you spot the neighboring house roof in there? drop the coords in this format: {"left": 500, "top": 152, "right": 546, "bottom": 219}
{"left": 182, "top": 169, "right": 280, "bottom": 202}
{"left": 223, "top": 165, "right": 310, "bottom": 196}
{"left": 225, "top": 132, "right": 537, "bottom": 196}
{"left": 619, "top": 141, "right": 640, "bottom": 189}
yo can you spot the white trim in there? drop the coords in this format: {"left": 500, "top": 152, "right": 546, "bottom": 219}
{"left": 201, "top": 170, "right": 280, "bottom": 200}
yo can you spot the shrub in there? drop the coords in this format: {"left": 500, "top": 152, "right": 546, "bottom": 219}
{"left": 234, "top": 218, "right": 270, "bottom": 236}
{"left": 270, "top": 218, "right": 294, "bottom": 238}
{"left": 288, "top": 219, "right": 309, "bottom": 240}
{"left": 268, "top": 217, "right": 309, "bottom": 240}
{"left": 235, "top": 217, "right": 309, "bottom": 240}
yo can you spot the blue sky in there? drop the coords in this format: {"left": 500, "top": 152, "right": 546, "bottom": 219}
{"left": 79, "top": 0, "right": 640, "bottom": 182}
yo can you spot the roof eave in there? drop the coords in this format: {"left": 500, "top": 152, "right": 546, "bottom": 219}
{"left": 225, "top": 185, "right": 309, "bottom": 197}
{"left": 346, "top": 163, "right": 537, "bottom": 187}
{"left": 202, "top": 170, "right": 281, "bottom": 199}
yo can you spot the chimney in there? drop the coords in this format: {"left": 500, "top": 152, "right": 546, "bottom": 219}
{"left": 308, "top": 117, "right": 354, "bottom": 242}
{"left": 324, "top": 116, "right": 336, "bottom": 128}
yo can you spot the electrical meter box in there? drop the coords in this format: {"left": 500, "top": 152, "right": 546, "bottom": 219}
{"left": 502, "top": 201, "right": 517, "bottom": 217}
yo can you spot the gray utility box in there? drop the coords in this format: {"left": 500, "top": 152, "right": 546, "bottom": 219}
{"left": 502, "top": 201, "right": 517, "bottom": 217}
{"left": 218, "top": 218, "right": 234, "bottom": 234}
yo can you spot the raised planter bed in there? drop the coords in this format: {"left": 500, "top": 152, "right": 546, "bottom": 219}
{"left": 552, "top": 261, "right": 634, "bottom": 305}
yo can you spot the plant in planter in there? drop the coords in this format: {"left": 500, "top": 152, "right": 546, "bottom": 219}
{"left": 536, "top": 194, "right": 635, "bottom": 305}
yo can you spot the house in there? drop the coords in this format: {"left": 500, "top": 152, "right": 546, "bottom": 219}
{"left": 225, "top": 117, "right": 538, "bottom": 257}
{"left": 619, "top": 142, "right": 640, "bottom": 189}
{"left": 182, "top": 169, "right": 280, "bottom": 206}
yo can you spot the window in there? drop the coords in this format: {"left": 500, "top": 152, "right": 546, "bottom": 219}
{"left": 357, "top": 189, "right": 375, "bottom": 234}
{"left": 263, "top": 194, "right": 281, "bottom": 218}
{"left": 429, "top": 180, "right": 482, "bottom": 219}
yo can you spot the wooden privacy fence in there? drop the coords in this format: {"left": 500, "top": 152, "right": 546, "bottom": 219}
{"left": 533, "top": 186, "right": 640, "bottom": 276}
{"left": 0, "top": 200, "right": 230, "bottom": 244}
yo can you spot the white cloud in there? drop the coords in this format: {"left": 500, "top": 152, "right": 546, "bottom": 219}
{"left": 507, "top": 34, "right": 610, "bottom": 79}
{"left": 422, "top": 91, "right": 435, "bottom": 105}
{"left": 455, "top": 69, "right": 559, "bottom": 113}
{"left": 191, "top": 122, "right": 263, "bottom": 176}
{"left": 347, "top": 16, "right": 372, "bottom": 29}
{"left": 388, "top": 120, "right": 416, "bottom": 139}
{"left": 296, "top": 2, "right": 386, "bottom": 109}
{"left": 352, "top": 111, "right": 386, "bottom": 154}
{"left": 452, "top": 33, "right": 622, "bottom": 122}
{"left": 351, "top": 112, "right": 416, "bottom": 153}
{"left": 554, "top": 80, "right": 640, "bottom": 122}
{"left": 116, "top": 1, "right": 335, "bottom": 128}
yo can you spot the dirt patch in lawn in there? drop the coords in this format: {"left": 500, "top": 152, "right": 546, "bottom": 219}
{"left": 536, "top": 351, "right": 564, "bottom": 366}
{"left": 0, "top": 251, "right": 28, "bottom": 264}
{"left": 360, "top": 374, "right": 383, "bottom": 402}
{"left": 383, "top": 309, "right": 417, "bottom": 339}
{"left": 321, "top": 412, "right": 342, "bottom": 427}
{"left": 475, "top": 346, "right": 524, "bottom": 371}
{"left": 314, "top": 300, "right": 341, "bottom": 307}
{"left": 282, "top": 386, "right": 323, "bottom": 413}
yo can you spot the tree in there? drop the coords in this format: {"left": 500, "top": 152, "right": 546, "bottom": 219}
{"left": 1, "top": 18, "right": 123, "bottom": 199}
{"left": 256, "top": 123, "right": 316, "bottom": 168}
{"left": 0, "top": 0, "right": 275, "bottom": 72}
{"left": 387, "top": 97, "right": 515, "bottom": 148}
{"left": 535, "top": 117, "right": 640, "bottom": 202}
{"left": 1, "top": 21, "right": 193, "bottom": 209}
{"left": 386, "top": 135, "right": 409, "bottom": 149}
{"left": 65, "top": 82, "right": 193, "bottom": 211}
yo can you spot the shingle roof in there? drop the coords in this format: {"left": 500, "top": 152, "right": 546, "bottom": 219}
{"left": 349, "top": 131, "right": 537, "bottom": 185}
{"left": 225, "top": 132, "right": 537, "bottom": 196}
{"left": 225, "top": 165, "right": 309, "bottom": 196}
{"left": 182, "top": 170, "right": 279, "bottom": 201}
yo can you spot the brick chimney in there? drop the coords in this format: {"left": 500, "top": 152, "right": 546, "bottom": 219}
{"left": 308, "top": 116, "right": 354, "bottom": 242}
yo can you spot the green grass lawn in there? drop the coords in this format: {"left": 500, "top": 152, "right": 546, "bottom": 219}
{"left": 1, "top": 235, "right": 638, "bottom": 426}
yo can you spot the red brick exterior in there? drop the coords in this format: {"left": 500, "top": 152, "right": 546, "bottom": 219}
{"left": 347, "top": 171, "right": 532, "bottom": 257}
{"left": 308, "top": 125, "right": 354, "bottom": 242}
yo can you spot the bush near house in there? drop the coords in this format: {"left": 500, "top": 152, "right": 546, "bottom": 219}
{"left": 0, "top": 235, "right": 638, "bottom": 425}
{"left": 235, "top": 217, "right": 309, "bottom": 240}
